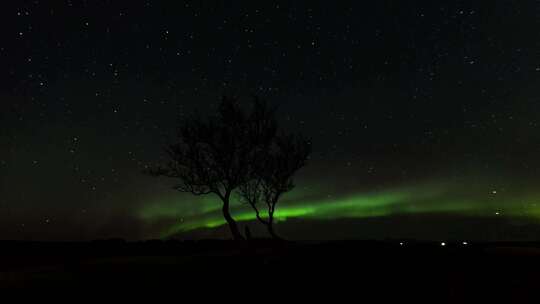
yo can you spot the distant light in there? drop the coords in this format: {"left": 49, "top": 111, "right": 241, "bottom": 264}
{"left": 462, "top": 241, "right": 468, "bottom": 245}
{"left": 495, "top": 212, "right": 500, "bottom": 215}
{"left": 399, "top": 242, "right": 404, "bottom": 246}
{"left": 491, "top": 190, "right": 497, "bottom": 194}
{"left": 440, "top": 242, "right": 446, "bottom": 246}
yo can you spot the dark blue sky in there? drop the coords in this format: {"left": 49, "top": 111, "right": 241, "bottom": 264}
{"left": 1, "top": 1, "right": 539, "bottom": 240}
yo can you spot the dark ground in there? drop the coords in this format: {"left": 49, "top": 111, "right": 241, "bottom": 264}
{"left": 1, "top": 239, "right": 539, "bottom": 301}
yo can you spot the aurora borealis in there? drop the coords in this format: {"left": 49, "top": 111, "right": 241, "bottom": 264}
{"left": 138, "top": 175, "right": 540, "bottom": 239}
{"left": 2, "top": 1, "right": 540, "bottom": 241}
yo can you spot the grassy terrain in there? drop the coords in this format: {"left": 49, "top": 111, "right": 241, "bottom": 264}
{"left": 1, "top": 239, "right": 538, "bottom": 301}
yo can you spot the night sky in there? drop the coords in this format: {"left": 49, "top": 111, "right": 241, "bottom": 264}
{"left": 2, "top": 1, "right": 540, "bottom": 241}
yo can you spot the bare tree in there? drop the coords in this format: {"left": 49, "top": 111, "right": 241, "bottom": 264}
{"left": 146, "top": 96, "right": 277, "bottom": 240}
{"left": 238, "top": 133, "right": 311, "bottom": 239}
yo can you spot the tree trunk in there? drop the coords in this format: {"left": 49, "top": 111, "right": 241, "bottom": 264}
{"left": 267, "top": 220, "right": 282, "bottom": 240}
{"left": 222, "top": 198, "right": 244, "bottom": 240}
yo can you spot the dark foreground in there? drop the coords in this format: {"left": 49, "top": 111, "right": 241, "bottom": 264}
{"left": 1, "top": 239, "right": 539, "bottom": 301}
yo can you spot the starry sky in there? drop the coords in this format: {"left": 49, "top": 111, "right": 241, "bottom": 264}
{"left": 1, "top": 1, "right": 540, "bottom": 241}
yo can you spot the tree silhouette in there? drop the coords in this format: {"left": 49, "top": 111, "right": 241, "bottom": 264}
{"left": 146, "top": 96, "right": 277, "bottom": 240}
{"left": 238, "top": 133, "right": 311, "bottom": 239}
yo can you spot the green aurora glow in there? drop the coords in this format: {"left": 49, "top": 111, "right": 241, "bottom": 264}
{"left": 138, "top": 179, "right": 540, "bottom": 239}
